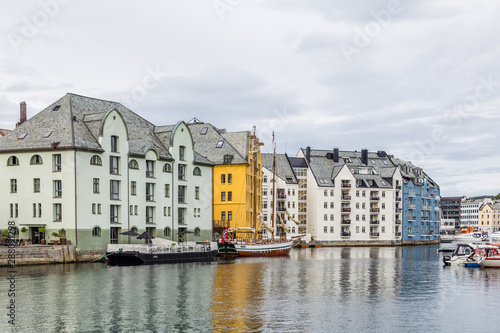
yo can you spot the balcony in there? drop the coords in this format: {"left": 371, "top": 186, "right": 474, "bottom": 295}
{"left": 277, "top": 206, "right": 286, "bottom": 212}
{"left": 395, "top": 232, "right": 402, "bottom": 237}
{"left": 370, "top": 196, "right": 380, "bottom": 201}
{"left": 396, "top": 197, "right": 401, "bottom": 202}
{"left": 342, "top": 183, "right": 351, "bottom": 188}
{"left": 370, "top": 208, "right": 380, "bottom": 213}
{"left": 370, "top": 220, "right": 380, "bottom": 225}
{"left": 341, "top": 196, "right": 351, "bottom": 201}
{"left": 341, "top": 219, "right": 351, "bottom": 225}
{"left": 395, "top": 207, "right": 402, "bottom": 213}
{"left": 408, "top": 204, "right": 416, "bottom": 210}
{"left": 341, "top": 232, "right": 351, "bottom": 237}
{"left": 370, "top": 232, "right": 380, "bottom": 237}
{"left": 409, "top": 193, "right": 416, "bottom": 197}
{"left": 342, "top": 207, "right": 351, "bottom": 212}
{"left": 408, "top": 216, "right": 416, "bottom": 222}
{"left": 277, "top": 194, "right": 286, "bottom": 200}
{"left": 396, "top": 185, "right": 402, "bottom": 190}
{"left": 395, "top": 220, "right": 402, "bottom": 225}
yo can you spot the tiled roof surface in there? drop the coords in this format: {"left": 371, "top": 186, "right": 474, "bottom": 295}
{"left": 261, "top": 153, "right": 297, "bottom": 183}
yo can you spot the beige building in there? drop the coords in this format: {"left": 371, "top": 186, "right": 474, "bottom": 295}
{"left": 478, "top": 203, "right": 500, "bottom": 233}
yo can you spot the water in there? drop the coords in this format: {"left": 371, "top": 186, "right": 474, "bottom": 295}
{"left": 2, "top": 245, "right": 500, "bottom": 332}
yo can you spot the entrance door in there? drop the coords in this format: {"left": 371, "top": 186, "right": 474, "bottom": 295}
{"left": 110, "top": 227, "right": 119, "bottom": 244}
{"left": 30, "top": 227, "right": 40, "bottom": 244}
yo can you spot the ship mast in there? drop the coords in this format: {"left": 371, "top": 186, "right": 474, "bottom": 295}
{"left": 252, "top": 126, "right": 257, "bottom": 238}
{"left": 271, "top": 132, "right": 276, "bottom": 239}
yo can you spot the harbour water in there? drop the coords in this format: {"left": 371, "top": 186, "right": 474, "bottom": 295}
{"left": 2, "top": 245, "right": 500, "bottom": 332}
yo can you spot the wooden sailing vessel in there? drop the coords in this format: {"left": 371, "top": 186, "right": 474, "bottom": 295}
{"left": 218, "top": 129, "right": 292, "bottom": 257}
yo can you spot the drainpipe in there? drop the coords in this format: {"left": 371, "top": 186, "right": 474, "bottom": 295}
{"left": 171, "top": 160, "right": 175, "bottom": 241}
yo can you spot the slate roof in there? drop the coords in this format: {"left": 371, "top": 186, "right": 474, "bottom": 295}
{"left": 188, "top": 123, "right": 248, "bottom": 165}
{"left": 304, "top": 148, "right": 396, "bottom": 188}
{"left": 288, "top": 156, "right": 307, "bottom": 168}
{"left": 221, "top": 131, "right": 250, "bottom": 160}
{"left": 0, "top": 129, "right": 10, "bottom": 137}
{"left": 261, "top": 153, "right": 297, "bottom": 183}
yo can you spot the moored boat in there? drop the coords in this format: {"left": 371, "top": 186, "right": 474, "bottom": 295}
{"left": 453, "top": 232, "right": 482, "bottom": 242}
{"left": 106, "top": 241, "right": 218, "bottom": 265}
{"left": 443, "top": 243, "right": 499, "bottom": 267}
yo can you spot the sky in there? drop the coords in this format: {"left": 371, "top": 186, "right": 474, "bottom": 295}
{"left": 1, "top": 0, "right": 499, "bottom": 197}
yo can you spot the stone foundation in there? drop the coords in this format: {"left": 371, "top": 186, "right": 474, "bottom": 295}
{"left": 0, "top": 245, "right": 106, "bottom": 266}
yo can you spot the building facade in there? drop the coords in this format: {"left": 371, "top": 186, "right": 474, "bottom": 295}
{"left": 0, "top": 94, "right": 213, "bottom": 250}
{"left": 478, "top": 203, "right": 500, "bottom": 233}
{"left": 440, "top": 197, "right": 461, "bottom": 230}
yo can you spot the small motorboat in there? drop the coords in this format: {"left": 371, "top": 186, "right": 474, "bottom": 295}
{"left": 443, "top": 243, "right": 499, "bottom": 267}
{"left": 453, "top": 232, "right": 482, "bottom": 242}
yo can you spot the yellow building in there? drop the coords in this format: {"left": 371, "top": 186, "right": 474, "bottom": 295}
{"left": 479, "top": 203, "right": 500, "bottom": 232}
{"left": 189, "top": 121, "right": 262, "bottom": 239}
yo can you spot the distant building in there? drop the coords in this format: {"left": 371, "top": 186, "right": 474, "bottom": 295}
{"left": 0, "top": 94, "right": 213, "bottom": 250}
{"left": 478, "top": 202, "right": 500, "bottom": 233}
{"left": 461, "top": 197, "right": 493, "bottom": 229}
{"left": 440, "top": 197, "right": 462, "bottom": 229}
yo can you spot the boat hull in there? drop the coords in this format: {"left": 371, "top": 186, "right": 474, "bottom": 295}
{"left": 217, "top": 242, "right": 239, "bottom": 257}
{"left": 480, "top": 257, "right": 500, "bottom": 268}
{"left": 235, "top": 241, "right": 293, "bottom": 257}
{"left": 106, "top": 249, "right": 218, "bottom": 265}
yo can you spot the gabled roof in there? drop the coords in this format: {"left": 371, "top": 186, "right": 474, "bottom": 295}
{"left": 188, "top": 122, "right": 248, "bottom": 165}
{"left": 0, "top": 93, "right": 172, "bottom": 160}
{"left": 0, "top": 129, "right": 11, "bottom": 137}
{"left": 221, "top": 131, "right": 250, "bottom": 160}
{"left": 261, "top": 153, "right": 297, "bottom": 183}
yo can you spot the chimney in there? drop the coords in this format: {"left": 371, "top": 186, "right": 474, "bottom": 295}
{"left": 305, "top": 146, "right": 311, "bottom": 163}
{"left": 361, "top": 149, "right": 368, "bottom": 165}
{"left": 20, "top": 102, "right": 27, "bottom": 125}
{"left": 333, "top": 148, "right": 339, "bottom": 163}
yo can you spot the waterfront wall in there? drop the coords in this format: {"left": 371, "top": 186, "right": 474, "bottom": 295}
{"left": 306, "top": 239, "right": 439, "bottom": 247}
{"left": 0, "top": 245, "right": 105, "bottom": 266}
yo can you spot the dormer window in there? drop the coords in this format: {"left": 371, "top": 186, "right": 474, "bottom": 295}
{"left": 43, "top": 131, "right": 52, "bottom": 138}
{"left": 52, "top": 105, "right": 61, "bottom": 111}
{"left": 18, "top": 133, "right": 28, "bottom": 139}
{"left": 30, "top": 155, "right": 43, "bottom": 165}
{"left": 223, "top": 154, "right": 233, "bottom": 164}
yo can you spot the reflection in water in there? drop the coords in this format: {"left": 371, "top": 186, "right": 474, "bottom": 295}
{"left": 2, "top": 246, "right": 500, "bottom": 332}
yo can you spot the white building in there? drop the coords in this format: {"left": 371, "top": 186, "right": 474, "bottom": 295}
{"left": 0, "top": 94, "right": 213, "bottom": 250}
{"left": 296, "top": 148, "right": 400, "bottom": 244}
{"left": 261, "top": 153, "right": 300, "bottom": 238}
{"left": 460, "top": 197, "right": 493, "bottom": 229}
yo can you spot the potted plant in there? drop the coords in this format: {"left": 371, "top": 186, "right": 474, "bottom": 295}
{"left": 51, "top": 228, "right": 67, "bottom": 245}
{"left": 38, "top": 227, "right": 46, "bottom": 245}
{"left": 20, "top": 227, "right": 28, "bottom": 245}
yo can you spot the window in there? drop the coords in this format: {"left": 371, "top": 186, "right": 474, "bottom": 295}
{"left": 193, "top": 167, "right": 201, "bottom": 176}
{"left": 324, "top": 202, "right": 328, "bottom": 209}
{"left": 324, "top": 214, "right": 328, "bottom": 221}
{"left": 53, "top": 154, "right": 61, "bottom": 171}
{"left": 178, "top": 185, "right": 186, "bottom": 203}
{"left": 362, "top": 226, "right": 366, "bottom": 233}
{"left": 110, "top": 227, "right": 119, "bottom": 244}
{"left": 216, "top": 141, "right": 224, "bottom": 148}
{"left": 382, "top": 226, "right": 385, "bottom": 233}
{"left": 263, "top": 189, "right": 267, "bottom": 196}
{"left": 324, "top": 226, "right": 328, "bottom": 233}
{"left": 168, "top": 207, "right": 171, "bottom": 216}
{"left": 330, "top": 226, "right": 334, "bottom": 233}
{"left": 146, "top": 183, "right": 155, "bottom": 201}
{"left": 130, "top": 205, "right": 133, "bottom": 215}
{"left": 110, "top": 180, "right": 120, "bottom": 200}
{"left": 165, "top": 184, "right": 170, "bottom": 197}
{"left": 324, "top": 190, "right": 328, "bottom": 196}
{"left": 90, "top": 155, "right": 102, "bottom": 165}
{"left": 110, "top": 205, "right": 119, "bottom": 223}
{"left": 7, "top": 156, "right": 19, "bottom": 166}
{"left": 263, "top": 176, "right": 267, "bottom": 183}
{"left": 228, "top": 211, "right": 232, "bottom": 221}
{"left": 178, "top": 208, "right": 186, "bottom": 224}
{"left": 221, "top": 211, "right": 226, "bottom": 221}
{"left": 362, "top": 191, "right": 366, "bottom": 197}
{"left": 356, "top": 191, "right": 359, "bottom": 197}
{"left": 10, "top": 179, "right": 17, "bottom": 193}
{"left": 53, "top": 180, "right": 62, "bottom": 197}
{"left": 164, "top": 227, "right": 171, "bottom": 237}
{"left": 146, "top": 160, "right": 155, "bottom": 178}
{"left": 93, "top": 178, "right": 100, "bottom": 193}
{"left": 221, "top": 192, "right": 226, "bottom": 201}
{"left": 130, "top": 181, "right": 136, "bottom": 195}
{"left": 43, "top": 131, "right": 52, "bottom": 138}
{"left": 128, "top": 159, "right": 139, "bottom": 169}
{"left": 356, "top": 215, "right": 360, "bottom": 221}
{"left": 54, "top": 203, "right": 62, "bottom": 221}
{"left": 223, "top": 154, "right": 233, "bottom": 164}
{"left": 356, "top": 226, "right": 359, "bottom": 233}
{"left": 195, "top": 186, "right": 200, "bottom": 200}
{"left": 38, "top": 203, "right": 42, "bottom": 217}
{"left": 163, "top": 163, "right": 172, "bottom": 173}
{"left": 178, "top": 164, "right": 186, "bottom": 180}
{"left": 111, "top": 136, "right": 118, "bottom": 152}
{"left": 30, "top": 155, "right": 43, "bottom": 165}
{"left": 228, "top": 174, "right": 232, "bottom": 183}
{"left": 194, "top": 228, "right": 201, "bottom": 236}
{"left": 228, "top": 191, "right": 232, "bottom": 201}
{"left": 110, "top": 156, "right": 119, "bottom": 174}
{"left": 92, "top": 226, "right": 101, "bottom": 237}
{"left": 146, "top": 206, "right": 154, "bottom": 224}
{"left": 201, "top": 127, "right": 208, "bottom": 135}
{"left": 33, "top": 203, "right": 37, "bottom": 218}
{"left": 330, "top": 190, "right": 334, "bottom": 196}
{"left": 179, "top": 146, "right": 185, "bottom": 161}
{"left": 330, "top": 214, "right": 334, "bottom": 221}
{"left": 93, "top": 204, "right": 97, "bottom": 214}
{"left": 330, "top": 202, "right": 334, "bottom": 209}
{"left": 221, "top": 174, "right": 226, "bottom": 184}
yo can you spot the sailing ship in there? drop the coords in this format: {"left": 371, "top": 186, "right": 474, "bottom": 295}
{"left": 218, "top": 129, "right": 293, "bottom": 257}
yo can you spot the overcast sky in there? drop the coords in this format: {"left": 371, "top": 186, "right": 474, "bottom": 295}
{"left": 1, "top": 1, "right": 499, "bottom": 197}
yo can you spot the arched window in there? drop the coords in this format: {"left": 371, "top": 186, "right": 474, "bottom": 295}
{"left": 92, "top": 226, "right": 101, "bottom": 237}
{"left": 129, "top": 159, "right": 139, "bottom": 169}
{"left": 193, "top": 167, "right": 201, "bottom": 176}
{"left": 164, "top": 227, "right": 171, "bottom": 237}
{"left": 30, "top": 155, "right": 43, "bottom": 165}
{"left": 131, "top": 226, "right": 138, "bottom": 233}
{"left": 90, "top": 155, "right": 102, "bottom": 166}
{"left": 163, "top": 163, "right": 172, "bottom": 173}
{"left": 194, "top": 227, "right": 201, "bottom": 236}
{"left": 7, "top": 156, "right": 19, "bottom": 166}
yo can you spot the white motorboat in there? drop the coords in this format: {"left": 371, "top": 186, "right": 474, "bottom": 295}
{"left": 491, "top": 231, "right": 500, "bottom": 241}
{"left": 453, "top": 232, "right": 482, "bottom": 242}
{"left": 443, "top": 243, "right": 499, "bottom": 267}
